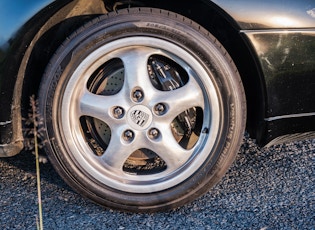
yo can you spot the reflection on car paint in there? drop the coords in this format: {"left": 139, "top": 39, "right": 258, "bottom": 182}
{"left": 245, "top": 31, "right": 315, "bottom": 118}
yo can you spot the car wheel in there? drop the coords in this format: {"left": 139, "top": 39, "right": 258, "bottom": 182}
{"left": 39, "top": 8, "right": 246, "bottom": 212}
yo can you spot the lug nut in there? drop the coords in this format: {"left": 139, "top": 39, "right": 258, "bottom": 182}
{"left": 132, "top": 89, "right": 144, "bottom": 102}
{"left": 113, "top": 106, "right": 124, "bottom": 119}
{"left": 149, "top": 128, "right": 159, "bottom": 139}
{"left": 154, "top": 103, "right": 166, "bottom": 115}
{"left": 123, "top": 130, "right": 134, "bottom": 142}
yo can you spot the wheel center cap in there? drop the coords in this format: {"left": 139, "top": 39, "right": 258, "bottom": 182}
{"left": 127, "top": 105, "right": 153, "bottom": 130}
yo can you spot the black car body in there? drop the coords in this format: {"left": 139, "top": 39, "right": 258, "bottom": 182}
{"left": 0, "top": 0, "right": 314, "bottom": 212}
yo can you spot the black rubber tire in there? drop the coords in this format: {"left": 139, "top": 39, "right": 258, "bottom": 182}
{"left": 39, "top": 8, "right": 246, "bottom": 212}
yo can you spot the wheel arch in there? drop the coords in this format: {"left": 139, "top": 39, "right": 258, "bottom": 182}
{"left": 0, "top": 0, "right": 108, "bottom": 157}
{"left": 10, "top": 0, "right": 109, "bottom": 153}
{"left": 0, "top": 0, "right": 73, "bottom": 157}
{"left": 21, "top": 0, "right": 108, "bottom": 116}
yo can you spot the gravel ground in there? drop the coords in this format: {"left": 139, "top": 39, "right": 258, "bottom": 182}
{"left": 0, "top": 135, "right": 314, "bottom": 229}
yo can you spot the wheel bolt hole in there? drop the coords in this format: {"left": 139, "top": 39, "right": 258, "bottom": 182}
{"left": 113, "top": 106, "right": 125, "bottom": 119}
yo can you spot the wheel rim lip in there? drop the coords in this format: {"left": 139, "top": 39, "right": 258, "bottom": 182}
{"left": 59, "top": 36, "right": 221, "bottom": 193}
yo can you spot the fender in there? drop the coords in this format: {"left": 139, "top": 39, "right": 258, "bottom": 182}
{"left": 0, "top": 0, "right": 73, "bottom": 156}
{"left": 0, "top": 0, "right": 107, "bottom": 157}
{"left": 211, "top": 0, "right": 315, "bottom": 144}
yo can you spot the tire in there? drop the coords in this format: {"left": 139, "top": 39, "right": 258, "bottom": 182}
{"left": 39, "top": 8, "right": 246, "bottom": 212}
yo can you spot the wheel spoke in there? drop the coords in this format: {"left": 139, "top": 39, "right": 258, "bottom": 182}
{"left": 79, "top": 89, "right": 126, "bottom": 122}
{"left": 152, "top": 77, "right": 204, "bottom": 122}
{"left": 118, "top": 47, "right": 158, "bottom": 97}
{"left": 100, "top": 128, "right": 137, "bottom": 170}
{"left": 150, "top": 127, "right": 193, "bottom": 171}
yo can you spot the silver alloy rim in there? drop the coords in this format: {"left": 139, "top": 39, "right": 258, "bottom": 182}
{"left": 60, "top": 37, "right": 221, "bottom": 193}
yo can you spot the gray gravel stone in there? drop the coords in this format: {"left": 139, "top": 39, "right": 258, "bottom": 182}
{"left": 0, "top": 135, "right": 314, "bottom": 229}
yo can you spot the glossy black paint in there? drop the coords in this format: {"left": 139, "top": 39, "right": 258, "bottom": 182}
{"left": 0, "top": 0, "right": 53, "bottom": 47}
{"left": 0, "top": 0, "right": 71, "bottom": 156}
{"left": 211, "top": 0, "right": 315, "bottom": 29}
{"left": 0, "top": 0, "right": 53, "bottom": 149}
{"left": 0, "top": 0, "right": 104, "bottom": 156}
{"left": 0, "top": 0, "right": 315, "bottom": 156}
{"left": 245, "top": 31, "right": 315, "bottom": 117}
{"left": 244, "top": 30, "right": 315, "bottom": 145}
